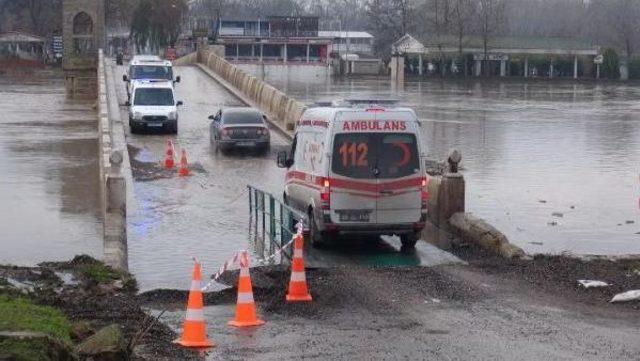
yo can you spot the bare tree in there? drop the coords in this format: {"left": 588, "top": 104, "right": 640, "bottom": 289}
{"left": 366, "top": 0, "right": 415, "bottom": 57}
{"left": 477, "top": 0, "right": 505, "bottom": 75}
{"left": 600, "top": 0, "right": 640, "bottom": 59}
{"left": 451, "top": 0, "right": 475, "bottom": 75}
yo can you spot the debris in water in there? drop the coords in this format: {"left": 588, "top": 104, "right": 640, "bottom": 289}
{"left": 570, "top": 205, "right": 575, "bottom": 209}
{"left": 578, "top": 280, "right": 609, "bottom": 288}
{"left": 625, "top": 220, "right": 634, "bottom": 224}
{"left": 538, "top": 199, "right": 547, "bottom": 203}
{"left": 547, "top": 221, "right": 558, "bottom": 226}
{"left": 552, "top": 212, "right": 564, "bottom": 218}
{"left": 529, "top": 241, "right": 544, "bottom": 246}
{"left": 610, "top": 290, "right": 640, "bottom": 303}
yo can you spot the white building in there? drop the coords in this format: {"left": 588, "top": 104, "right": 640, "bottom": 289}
{"left": 318, "top": 31, "right": 374, "bottom": 56}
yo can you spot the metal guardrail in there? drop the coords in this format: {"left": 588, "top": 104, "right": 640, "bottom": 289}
{"left": 248, "top": 185, "right": 308, "bottom": 263}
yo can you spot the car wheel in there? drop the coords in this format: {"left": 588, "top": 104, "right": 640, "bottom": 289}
{"left": 400, "top": 232, "right": 419, "bottom": 249}
{"left": 129, "top": 120, "right": 138, "bottom": 134}
{"left": 170, "top": 121, "right": 178, "bottom": 134}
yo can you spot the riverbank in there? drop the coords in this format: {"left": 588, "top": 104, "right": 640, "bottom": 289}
{"left": 2, "top": 248, "right": 638, "bottom": 360}
{"left": 0, "top": 256, "right": 196, "bottom": 360}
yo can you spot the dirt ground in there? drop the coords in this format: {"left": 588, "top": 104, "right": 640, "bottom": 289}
{"left": 140, "top": 244, "right": 640, "bottom": 361}
{"left": 0, "top": 256, "right": 199, "bottom": 360}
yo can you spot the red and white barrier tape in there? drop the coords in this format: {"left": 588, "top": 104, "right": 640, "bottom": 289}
{"left": 200, "top": 223, "right": 303, "bottom": 292}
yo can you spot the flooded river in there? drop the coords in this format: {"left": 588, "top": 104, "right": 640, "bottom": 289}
{"left": 269, "top": 76, "right": 640, "bottom": 256}
{"left": 0, "top": 70, "right": 102, "bottom": 265}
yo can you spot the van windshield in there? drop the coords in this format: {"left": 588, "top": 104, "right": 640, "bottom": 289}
{"left": 332, "top": 133, "right": 419, "bottom": 179}
{"left": 130, "top": 65, "right": 173, "bottom": 80}
{"left": 134, "top": 88, "right": 174, "bottom": 106}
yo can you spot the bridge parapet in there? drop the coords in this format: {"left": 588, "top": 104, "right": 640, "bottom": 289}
{"left": 175, "top": 45, "right": 306, "bottom": 137}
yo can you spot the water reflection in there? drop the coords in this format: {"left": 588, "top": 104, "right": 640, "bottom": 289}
{"left": 0, "top": 70, "right": 102, "bottom": 265}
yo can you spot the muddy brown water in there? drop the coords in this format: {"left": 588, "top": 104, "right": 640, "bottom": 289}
{"left": 0, "top": 70, "right": 102, "bottom": 265}
{"left": 267, "top": 76, "right": 640, "bottom": 256}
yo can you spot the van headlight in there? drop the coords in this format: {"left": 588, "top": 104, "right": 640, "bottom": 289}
{"left": 133, "top": 111, "right": 143, "bottom": 120}
{"left": 168, "top": 111, "right": 178, "bottom": 121}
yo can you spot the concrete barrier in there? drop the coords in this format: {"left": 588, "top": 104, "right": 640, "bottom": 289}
{"left": 97, "top": 49, "right": 131, "bottom": 271}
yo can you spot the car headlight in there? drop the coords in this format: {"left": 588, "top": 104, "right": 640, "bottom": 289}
{"left": 168, "top": 111, "right": 178, "bottom": 121}
{"left": 133, "top": 111, "right": 143, "bottom": 120}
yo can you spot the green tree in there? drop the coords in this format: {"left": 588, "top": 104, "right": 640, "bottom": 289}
{"left": 602, "top": 48, "right": 620, "bottom": 79}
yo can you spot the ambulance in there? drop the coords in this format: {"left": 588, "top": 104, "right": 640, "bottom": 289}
{"left": 277, "top": 99, "right": 428, "bottom": 248}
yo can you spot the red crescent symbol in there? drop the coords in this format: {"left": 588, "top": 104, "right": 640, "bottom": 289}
{"left": 393, "top": 142, "right": 411, "bottom": 167}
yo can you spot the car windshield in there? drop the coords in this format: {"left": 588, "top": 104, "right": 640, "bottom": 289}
{"left": 134, "top": 88, "right": 174, "bottom": 106}
{"left": 223, "top": 111, "right": 263, "bottom": 124}
{"left": 130, "top": 65, "right": 173, "bottom": 80}
{"left": 332, "top": 133, "right": 419, "bottom": 179}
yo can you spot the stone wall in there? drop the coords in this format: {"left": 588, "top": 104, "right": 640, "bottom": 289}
{"left": 195, "top": 46, "right": 307, "bottom": 133}
{"left": 97, "top": 50, "right": 130, "bottom": 271}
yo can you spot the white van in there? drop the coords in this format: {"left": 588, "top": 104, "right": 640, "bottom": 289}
{"left": 277, "top": 99, "right": 428, "bottom": 248}
{"left": 123, "top": 58, "right": 180, "bottom": 100}
{"left": 127, "top": 80, "right": 183, "bottom": 134}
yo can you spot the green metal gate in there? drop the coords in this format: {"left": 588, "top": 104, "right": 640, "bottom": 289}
{"left": 248, "top": 185, "right": 308, "bottom": 263}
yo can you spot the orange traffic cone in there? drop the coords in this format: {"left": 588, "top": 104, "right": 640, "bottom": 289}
{"left": 164, "top": 139, "right": 175, "bottom": 169}
{"left": 178, "top": 148, "right": 190, "bottom": 176}
{"left": 228, "top": 252, "right": 265, "bottom": 327}
{"left": 174, "top": 261, "right": 214, "bottom": 348}
{"left": 286, "top": 233, "right": 312, "bottom": 302}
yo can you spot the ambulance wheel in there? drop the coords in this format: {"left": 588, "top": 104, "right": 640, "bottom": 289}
{"left": 400, "top": 232, "right": 419, "bottom": 249}
{"left": 309, "top": 211, "right": 324, "bottom": 248}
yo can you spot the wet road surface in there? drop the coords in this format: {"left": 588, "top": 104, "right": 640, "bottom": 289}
{"left": 269, "top": 76, "right": 640, "bottom": 256}
{"left": 0, "top": 70, "right": 102, "bottom": 265}
{"left": 115, "top": 65, "right": 289, "bottom": 290}
{"left": 116, "top": 65, "right": 462, "bottom": 291}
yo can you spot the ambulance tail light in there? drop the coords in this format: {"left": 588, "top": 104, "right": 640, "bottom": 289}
{"left": 421, "top": 176, "right": 429, "bottom": 209}
{"left": 320, "top": 179, "right": 330, "bottom": 210}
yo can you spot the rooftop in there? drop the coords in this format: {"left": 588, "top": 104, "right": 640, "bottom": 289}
{"left": 0, "top": 31, "right": 46, "bottom": 43}
{"left": 318, "top": 31, "right": 373, "bottom": 39}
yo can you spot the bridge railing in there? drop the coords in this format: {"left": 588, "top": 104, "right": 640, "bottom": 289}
{"left": 248, "top": 185, "right": 308, "bottom": 263}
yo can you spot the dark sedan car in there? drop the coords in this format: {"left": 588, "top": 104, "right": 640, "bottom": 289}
{"left": 209, "top": 108, "right": 271, "bottom": 153}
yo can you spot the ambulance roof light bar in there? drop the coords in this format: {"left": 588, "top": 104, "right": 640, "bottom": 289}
{"left": 311, "top": 98, "right": 400, "bottom": 108}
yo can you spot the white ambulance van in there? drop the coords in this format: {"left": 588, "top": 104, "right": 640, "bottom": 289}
{"left": 277, "top": 99, "right": 428, "bottom": 248}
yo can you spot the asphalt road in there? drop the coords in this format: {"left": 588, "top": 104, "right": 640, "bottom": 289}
{"left": 153, "top": 261, "right": 640, "bottom": 361}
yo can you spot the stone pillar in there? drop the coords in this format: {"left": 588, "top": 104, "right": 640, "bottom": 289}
{"left": 62, "top": 0, "right": 105, "bottom": 98}
{"left": 306, "top": 43, "right": 310, "bottom": 63}
{"left": 500, "top": 59, "right": 506, "bottom": 77}
{"left": 418, "top": 54, "right": 423, "bottom": 75}
{"left": 596, "top": 63, "right": 600, "bottom": 79}
{"left": 619, "top": 57, "right": 629, "bottom": 80}
{"left": 235, "top": 43, "right": 239, "bottom": 61}
{"left": 259, "top": 43, "right": 263, "bottom": 62}
{"left": 390, "top": 55, "right": 405, "bottom": 85}
{"left": 474, "top": 60, "right": 482, "bottom": 76}
{"left": 438, "top": 149, "right": 465, "bottom": 225}
{"left": 283, "top": 43, "right": 287, "bottom": 63}
{"left": 104, "top": 174, "right": 127, "bottom": 270}
{"left": 573, "top": 55, "right": 578, "bottom": 79}
{"left": 524, "top": 56, "right": 529, "bottom": 78}
{"left": 549, "top": 61, "right": 554, "bottom": 78}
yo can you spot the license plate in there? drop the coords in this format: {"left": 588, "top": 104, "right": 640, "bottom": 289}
{"left": 147, "top": 122, "right": 163, "bottom": 127}
{"left": 339, "top": 210, "right": 370, "bottom": 222}
{"left": 236, "top": 141, "right": 255, "bottom": 147}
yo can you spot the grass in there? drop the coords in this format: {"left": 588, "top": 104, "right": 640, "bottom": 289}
{"left": 0, "top": 294, "right": 73, "bottom": 343}
{"left": 76, "top": 262, "right": 137, "bottom": 290}
{"left": 0, "top": 338, "right": 58, "bottom": 361}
